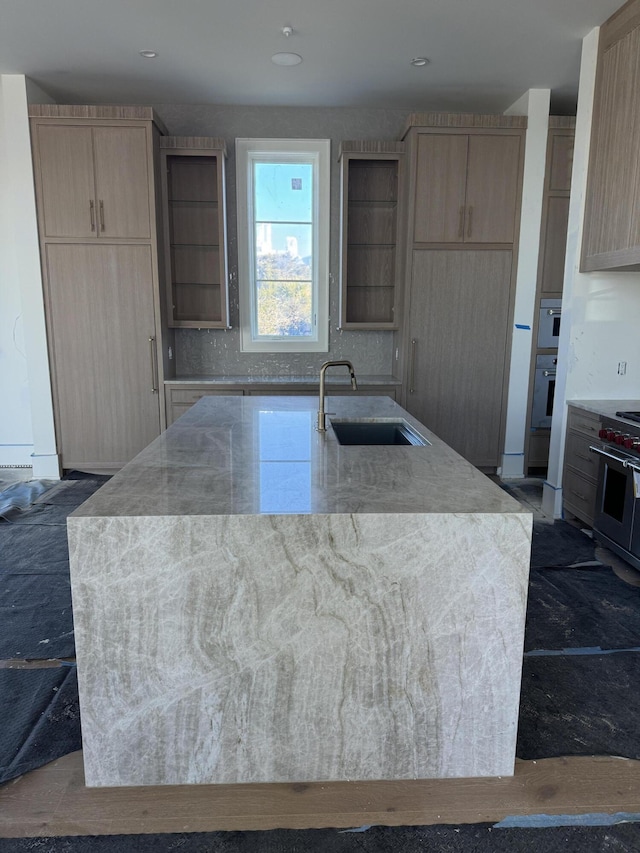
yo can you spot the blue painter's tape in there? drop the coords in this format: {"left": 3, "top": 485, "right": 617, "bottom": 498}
{"left": 339, "top": 826, "right": 373, "bottom": 833}
{"left": 543, "top": 480, "right": 562, "bottom": 491}
{"left": 495, "top": 812, "right": 640, "bottom": 829}
{"left": 515, "top": 324, "right": 531, "bottom": 329}
{"left": 525, "top": 646, "right": 640, "bottom": 657}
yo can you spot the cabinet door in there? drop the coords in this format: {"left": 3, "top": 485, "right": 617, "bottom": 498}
{"left": 45, "top": 244, "right": 160, "bottom": 469}
{"left": 93, "top": 127, "right": 152, "bottom": 239}
{"left": 413, "top": 135, "right": 468, "bottom": 243}
{"left": 583, "top": 25, "right": 640, "bottom": 265}
{"left": 464, "top": 136, "right": 521, "bottom": 243}
{"left": 35, "top": 125, "right": 96, "bottom": 239}
{"left": 540, "top": 195, "right": 570, "bottom": 295}
{"left": 406, "top": 250, "right": 512, "bottom": 467}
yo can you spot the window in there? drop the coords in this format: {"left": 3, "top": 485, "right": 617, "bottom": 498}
{"left": 236, "top": 138, "right": 330, "bottom": 352}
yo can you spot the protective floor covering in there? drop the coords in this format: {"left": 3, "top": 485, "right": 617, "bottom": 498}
{"left": 1, "top": 824, "right": 640, "bottom": 852}
{"left": 524, "top": 565, "right": 640, "bottom": 652}
{"left": 517, "top": 652, "right": 640, "bottom": 761}
{"left": 0, "top": 666, "right": 81, "bottom": 784}
{"left": 531, "top": 520, "right": 599, "bottom": 569}
{"left": 0, "top": 573, "right": 74, "bottom": 659}
{"left": 0, "top": 475, "right": 108, "bottom": 661}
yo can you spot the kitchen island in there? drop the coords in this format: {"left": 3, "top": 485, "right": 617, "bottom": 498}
{"left": 68, "top": 395, "right": 532, "bottom": 787}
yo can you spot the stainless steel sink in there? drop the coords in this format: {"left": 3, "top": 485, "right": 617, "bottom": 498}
{"left": 330, "top": 418, "right": 430, "bottom": 446}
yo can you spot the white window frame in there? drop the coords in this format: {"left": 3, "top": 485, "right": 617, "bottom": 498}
{"left": 236, "top": 138, "right": 330, "bottom": 353}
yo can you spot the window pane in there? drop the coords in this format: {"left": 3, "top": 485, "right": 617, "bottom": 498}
{"left": 255, "top": 223, "right": 312, "bottom": 281}
{"left": 256, "top": 222, "right": 312, "bottom": 259}
{"left": 254, "top": 163, "right": 312, "bottom": 223}
{"left": 256, "top": 280, "right": 312, "bottom": 337}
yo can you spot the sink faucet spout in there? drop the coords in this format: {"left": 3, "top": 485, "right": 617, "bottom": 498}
{"left": 317, "top": 360, "right": 358, "bottom": 432}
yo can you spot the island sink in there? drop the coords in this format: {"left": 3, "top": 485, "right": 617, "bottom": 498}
{"left": 68, "top": 395, "right": 532, "bottom": 788}
{"left": 330, "top": 417, "right": 429, "bottom": 446}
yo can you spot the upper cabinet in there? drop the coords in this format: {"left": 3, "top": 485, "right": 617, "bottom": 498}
{"left": 582, "top": 0, "right": 640, "bottom": 271}
{"left": 338, "top": 141, "right": 405, "bottom": 329}
{"left": 160, "top": 137, "right": 230, "bottom": 329}
{"left": 413, "top": 132, "right": 521, "bottom": 244}
{"left": 33, "top": 123, "right": 152, "bottom": 240}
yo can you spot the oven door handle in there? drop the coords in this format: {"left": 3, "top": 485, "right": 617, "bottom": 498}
{"left": 589, "top": 445, "right": 631, "bottom": 466}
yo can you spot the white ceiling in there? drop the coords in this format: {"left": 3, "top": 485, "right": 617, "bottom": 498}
{"left": 0, "top": 0, "right": 623, "bottom": 112}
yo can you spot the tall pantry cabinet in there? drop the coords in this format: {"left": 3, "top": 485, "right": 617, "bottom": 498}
{"left": 29, "top": 106, "right": 168, "bottom": 471}
{"left": 400, "top": 114, "right": 526, "bottom": 468}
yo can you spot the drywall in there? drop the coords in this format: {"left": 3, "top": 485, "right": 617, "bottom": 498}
{"left": 501, "top": 89, "right": 551, "bottom": 478}
{"left": 0, "top": 75, "right": 58, "bottom": 478}
{"left": 544, "top": 28, "right": 640, "bottom": 518}
{"left": 154, "top": 104, "right": 410, "bottom": 377}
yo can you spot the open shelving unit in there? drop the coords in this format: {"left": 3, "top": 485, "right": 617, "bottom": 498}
{"left": 160, "top": 137, "right": 230, "bottom": 328}
{"left": 339, "top": 141, "right": 405, "bottom": 329}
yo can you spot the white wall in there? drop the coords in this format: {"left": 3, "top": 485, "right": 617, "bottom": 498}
{"left": 544, "top": 28, "right": 640, "bottom": 518}
{"left": 0, "top": 75, "right": 59, "bottom": 479}
{"left": 501, "top": 89, "right": 551, "bottom": 477}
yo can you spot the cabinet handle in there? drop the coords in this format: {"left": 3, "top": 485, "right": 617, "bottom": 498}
{"left": 570, "top": 489, "right": 587, "bottom": 501}
{"left": 99, "top": 200, "right": 105, "bottom": 231}
{"left": 458, "top": 206, "right": 465, "bottom": 238}
{"left": 149, "top": 336, "right": 159, "bottom": 393}
{"left": 575, "top": 453, "right": 592, "bottom": 462}
{"left": 409, "top": 338, "right": 417, "bottom": 394}
{"left": 467, "top": 206, "right": 473, "bottom": 238}
{"left": 89, "top": 200, "right": 95, "bottom": 232}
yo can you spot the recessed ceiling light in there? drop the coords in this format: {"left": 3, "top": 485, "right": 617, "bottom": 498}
{"left": 271, "top": 52, "right": 302, "bottom": 66}
{"left": 411, "top": 57, "right": 430, "bottom": 67}
{"left": 139, "top": 50, "right": 158, "bottom": 59}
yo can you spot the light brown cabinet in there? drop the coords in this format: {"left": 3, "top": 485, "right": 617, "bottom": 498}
{"left": 406, "top": 250, "right": 513, "bottom": 467}
{"left": 400, "top": 115, "right": 525, "bottom": 469}
{"left": 160, "top": 137, "right": 230, "bottom": 328}
{"left": 582, "top": 0, "right": 640, "bottom": 271}
{"left": 29, "top": 106, "right": 166, "bottom": 471}
{"left": 33, "top": 123, "right": 151, "bottom": 240}
{"left": 413, "top": 133, "right": 521, "bottom": 244}
{"left": 563, "top": 406, "right": 602, "bottom": 525}
{"left": 45, "top": 244, "right": 161, "bottom": 468}
{"left": 339, "top": 142, "right": 405, "bottom": 328}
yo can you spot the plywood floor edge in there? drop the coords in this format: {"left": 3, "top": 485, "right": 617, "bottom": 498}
{"left": 2, "top": 752, "right": 640, "bottom": 837}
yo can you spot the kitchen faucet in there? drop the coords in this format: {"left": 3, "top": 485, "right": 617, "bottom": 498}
{"left": 317, "top": 360, "right": 358, "bottom": 432}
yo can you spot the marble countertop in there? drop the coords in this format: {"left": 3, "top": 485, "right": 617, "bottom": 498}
{"left": 72, "top": 396, "right": 525, "bottom": 518}
{"left": 568, "top": 399, "right": 640, "bottom": 421}
{"left": 165, "top": 374, "right": 401, "bottom": 386}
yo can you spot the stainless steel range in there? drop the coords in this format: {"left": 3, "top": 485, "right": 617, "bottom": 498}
{"left": 589, "top": 413, "right": 640, "bottom": 569}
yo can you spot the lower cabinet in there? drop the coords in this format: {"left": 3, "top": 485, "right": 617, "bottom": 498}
{"left": 563, "top": 406, "right": 601, "bottom": 525}
{"left": 404, "top": 249, "right": 513, "bottom": 468}
{"left": 45, "top": 244, "right": 162, "bottom": 469}
{"left": 165, "top": 388, "right": 242, "bottom": 426}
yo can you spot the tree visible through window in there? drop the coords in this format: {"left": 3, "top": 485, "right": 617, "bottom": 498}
{"left": 236, "top": 140, "right": 330, "bottom": 353}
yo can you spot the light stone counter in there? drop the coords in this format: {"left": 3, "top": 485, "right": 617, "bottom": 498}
{"left": 568, "top": 399, "right": 640, "bottom": 422}
{"left": 68, "top": 395, "right": 532, "bottom": 787}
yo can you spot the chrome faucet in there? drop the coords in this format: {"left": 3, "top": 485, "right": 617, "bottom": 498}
{"left": 317, "top": 360, "right": 358, "bottom": 432}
